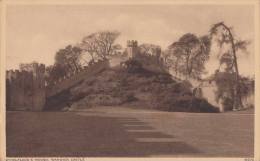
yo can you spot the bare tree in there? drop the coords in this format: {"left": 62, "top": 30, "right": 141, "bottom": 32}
{"left": 80, "top": 31, "right": 121, "bottom": 61}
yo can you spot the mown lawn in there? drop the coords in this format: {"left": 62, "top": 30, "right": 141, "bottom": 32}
{"left": 6, "top": 107, "right": 254, "bottom": 157}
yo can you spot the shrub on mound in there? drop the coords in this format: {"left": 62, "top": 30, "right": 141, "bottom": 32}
{"left": 190, "top": 98, "right": 219, "bottom": 113}
{"left": 153, "top": 94, "right": 219, "bottom": 113}
{"left": 123, "top": 59, "right": 144, "bottom": 73}
{"left": 61, "top": 65, "right": 219, "bottom": 113}
{"left": 151, "top": 81, "right": 219, "bottom": 113}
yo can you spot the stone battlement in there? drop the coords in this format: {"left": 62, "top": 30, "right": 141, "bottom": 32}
{"left": 127, "top": 40, "right": 138, "bottom": 47}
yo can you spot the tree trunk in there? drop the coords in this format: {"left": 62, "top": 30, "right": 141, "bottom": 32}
{"left": 221, "top": 24, "right": 243, "bottom": 110}
{"left": 185, "top": 52, "right": 191, "bottom": 80}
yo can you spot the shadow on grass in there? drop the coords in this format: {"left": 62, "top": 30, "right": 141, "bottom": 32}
{"left": 6, "top": 112, "right": 200, "bottom": 157}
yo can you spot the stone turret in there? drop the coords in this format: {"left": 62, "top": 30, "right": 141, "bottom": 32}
{"left": 31, "top": 63, "right": 46, "bottom": 111}
{"left": 127, "top": 40, "right": 139, "bottom": 58}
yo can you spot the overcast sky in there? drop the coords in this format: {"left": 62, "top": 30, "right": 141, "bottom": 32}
{"left": 6, "top": 4, "right": 255, "bottom": 76}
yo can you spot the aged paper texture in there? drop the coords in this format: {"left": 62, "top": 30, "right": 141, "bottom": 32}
{"left": 1, "top": 0, "right": 260, "bottom": 161}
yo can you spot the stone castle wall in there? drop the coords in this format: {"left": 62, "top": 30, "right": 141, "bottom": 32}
{"left": 126, "top": 40, "right": 138, "bottom": 58}
{"left": 6, "top": 63, "right": 46, "bottom": 111}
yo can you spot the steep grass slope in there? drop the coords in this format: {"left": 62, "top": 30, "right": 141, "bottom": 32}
{"left": 55, "top": 64, "right": 219, "bottom": 113}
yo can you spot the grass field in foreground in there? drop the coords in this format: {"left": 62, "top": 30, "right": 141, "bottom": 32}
{"left": 6, "top": 106, "right": 254, "bottom": 157}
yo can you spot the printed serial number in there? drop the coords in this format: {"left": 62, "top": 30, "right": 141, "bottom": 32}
{"left": 244, "top": 158, "right": 254, "bottom": 161}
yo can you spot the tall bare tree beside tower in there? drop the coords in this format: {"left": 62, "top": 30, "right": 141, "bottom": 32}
{"left": 210, "top": 22, "right": 250, "bottom": 110}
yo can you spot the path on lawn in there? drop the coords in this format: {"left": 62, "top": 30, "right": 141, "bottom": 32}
{"left": 6, "top": 106, "right": 254, "bottom": 157}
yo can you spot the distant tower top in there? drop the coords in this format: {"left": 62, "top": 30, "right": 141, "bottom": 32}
{"left": 126, "top": 40, "right": 138, "bottom": 58}
{"left": 127, "top": 40, "right": 138, "bottom": 47}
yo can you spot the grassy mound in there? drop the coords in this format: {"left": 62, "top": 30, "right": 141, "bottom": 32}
{"left": 45, "top": 60, "right": 218, "bottom": 113}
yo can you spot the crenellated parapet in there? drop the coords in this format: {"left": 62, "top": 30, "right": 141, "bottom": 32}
{"left": 127, "top": 40, "right": 138, "bottom": 47}
{"left": 126, "top": 40, "right": 139, "bottom": 59}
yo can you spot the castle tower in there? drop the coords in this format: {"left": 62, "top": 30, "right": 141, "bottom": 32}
{"left": 6, "top": 63, "right": 46, "bottom": 111}
{"left": 31, "top": 63, "right": 46, "bottom": 111}
{"left": 127, "top": 40, "right": 138, "bottom": 58}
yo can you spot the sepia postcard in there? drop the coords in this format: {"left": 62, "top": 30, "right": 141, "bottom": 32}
{"left": 0, "top": 0, "right": 260, "bottom": 161}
